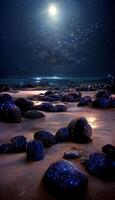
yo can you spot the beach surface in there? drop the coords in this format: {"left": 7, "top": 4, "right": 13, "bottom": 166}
{"left": 0, "top": 90, "right": 115, "bottom": 200}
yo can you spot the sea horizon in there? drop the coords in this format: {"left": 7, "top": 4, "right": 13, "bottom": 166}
{"left": 0, "top": 74, "right": 113, "bottom": 87}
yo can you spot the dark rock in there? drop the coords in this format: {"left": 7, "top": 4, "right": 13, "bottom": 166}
{"left": 0, "top": 93, "right": 14, "bottom": 106}
{"left": 95, "top": 90, "right": 111, "bottom": 99}
{"left": 86, "top": 153, "right": 115, "bottom": 179}
{"left": 92, "top": 98, "right": 109, "bottom": 108}
{"left": 107, "top": 83, "right": 115, "bottom": 94}
{"left": 109, "top": 97, "right": 115, "bottom": 108}
{"left": 10, "top": 135, "right": 27, "bottom": 153}
{"left": 43, "top": 159, "right": 88, "bottom": 197}
{"left": 34, "top": 102, "right": 54, "bottom": 112}
{"left": 68, "top": 117, "right": 93, "bottom": 143}
{"left": 27, "top": 140, "right": 45, "bottom": 161}
{"left": 45, "top": 91, "right": 54, "bottom": 96}
{"left": 78, "top": 96, "right": 92, "bottom": 106}
{"left": 34, "top": 130, "right": 56, "bottom": 147}
{"left": 24, "top": 110, "right": 45, "bottom": 119}
{"left": 102, "top": 144, "right": 115, "bottom": 161}
{"left": 42, "top": 96, "right": 56, "bottom": 102}
{"left": 51, "top": 104, "right": 67, "bottom": 112}
{"left": 0, "top": 143, "right": 13, "bottom": 153}
{"left": 43, "top": 94, "right": 61, "bottom": 102}
{"left": 63, "top": 150, "right": 81, "bottom": 159}
{"left": 15, "top": 98, "right": 34, "bottom": 114}
{"left": 29, "top": 93, "right": 62, "bottom": 102}
{"left": 62, "top": 91, "right": 81, "bottom": 102}
{"left": 0, "top": 104, "right": 22, "bottom": 123}
{"left": 55, "top": 127, "right": 70, "bottom": 142}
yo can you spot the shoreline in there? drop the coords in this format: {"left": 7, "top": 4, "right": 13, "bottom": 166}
{"left": 0, "top": 89, "right": 115, "bottom": 200}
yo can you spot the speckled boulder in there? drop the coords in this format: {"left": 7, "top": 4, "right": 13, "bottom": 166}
{"left": 0, "top": 104, "right": 22, "bottom": 123}
{"left": 43, "top": 159, "right": 88, "bottom": 197}
{"left": 34, "top": 102, "right": 54, "bottom": 112}
{"left": 51, "top": 104, "right": 67, "bottom": 112}
{"left": 55, "top": 127, "right": 70, "bottom": 142}
{"left": 78, "top": 96, "right": 92, "bottom": 106}
{"left": 34, "top": 130, "right": 56, "bottom": 147}
{"left": 15, "top": 98, "right": 34, "bottom": 114}
{"left": 92, "top": 98, "right": 109, "bottom": 108}
{"left": 68, "top": 117, "right": 92, "bottom": 143}
{"left": 24, "top": 110, "right": 45, "bottom": 119}
{"left": 27, "top": 140, "right": 45, "bottom": 161}
{"left": 63, "top": 150, "right": 81, "bottom": 159}
{"left": 0, "top": 143, "right": 13, "bottom": 153}
{"left": 0, "top": 93, "right": 14, "bottom": 106}
{"left": 102, "top": 144, "right": 115, "bottom": 161}
{"left": 10, "top": 135, "right": 27, "bottom": 153}
{"left": 95, "top": 90, "right": 111, "bottom": 99}
{"left": 86, "top": 153, "right": 115, "bottom": 179}
{"left": 109, "top": 97, "right": 115, "bottom": 108}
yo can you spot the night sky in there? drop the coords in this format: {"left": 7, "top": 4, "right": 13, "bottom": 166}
{"left": 0, "top": 0, "right": 115, "bottom": 77}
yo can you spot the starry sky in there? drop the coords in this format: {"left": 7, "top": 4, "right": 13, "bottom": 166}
{"left": 0, "top": 0, "right": 115, "bottom": 77}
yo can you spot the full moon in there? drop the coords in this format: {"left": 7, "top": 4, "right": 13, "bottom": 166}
{"left": 48, "top": 4, "right": 58, "bottom": 17}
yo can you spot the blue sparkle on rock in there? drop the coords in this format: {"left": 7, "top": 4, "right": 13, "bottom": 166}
{"left": 43, "top": 159, "right": 88, "bottom": 197}
{"left": 86, "top": 153, "right": 115, "bottom": 179}
{"left": 27, "top": 140, "right": 45, "bottom": 161}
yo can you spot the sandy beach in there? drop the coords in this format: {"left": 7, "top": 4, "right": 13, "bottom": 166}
{"left": 0, "top": 89, "right": 115, "bottom": 200}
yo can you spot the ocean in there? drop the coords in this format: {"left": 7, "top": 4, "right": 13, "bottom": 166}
{"left": 0, "top": 76, "right": 112, "bottom": 87}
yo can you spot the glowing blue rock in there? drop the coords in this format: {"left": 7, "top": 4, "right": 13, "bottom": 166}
{"left": 55, "top": 127, "right": 69, "bottom": 142}
{"left": 34, "top": 130, "right": 56, "bottom": 147}
{"left": 87, "top": 153, "right": 115, "bottom": 179}
{"left": 27, "top": 140, "right": 45, "bottom": 161}
{"left": 43, "top": 159, "right": 88, "bottom": 197}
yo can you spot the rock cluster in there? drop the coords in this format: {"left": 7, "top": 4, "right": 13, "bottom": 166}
{"left": 0, "top": 135, "right": 27, "bottom": 153}
{"left": 32, "top": 102, "right": 67, "bottom": 112}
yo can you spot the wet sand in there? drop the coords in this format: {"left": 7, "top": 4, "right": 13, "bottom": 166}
{"left": 0, "top": 90, "right": 115, "bottom": 200}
